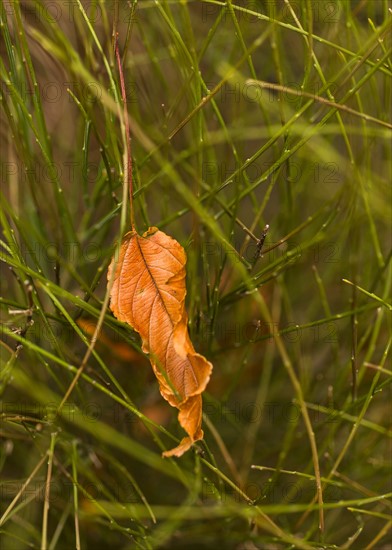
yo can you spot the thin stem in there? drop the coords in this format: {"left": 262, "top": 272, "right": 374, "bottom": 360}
{"left": 246, "top": 79, "right": 392, "bottom": 130}
{"left": 72, "top": 441, "right": 81, "bottom": 550}
{"left": 0, "top": 452, "right": 48, "bottom": 527}
{"left": 41, "top": 433, "right": 57, "bottom": 550}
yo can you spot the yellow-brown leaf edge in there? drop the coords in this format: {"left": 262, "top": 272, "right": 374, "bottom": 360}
{"left": 108, "top": 227, "right": 213, "bottom": 457}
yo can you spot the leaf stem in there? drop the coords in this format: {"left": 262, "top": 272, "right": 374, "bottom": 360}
{"left": 115, "top": 35, "right": 135, "bottom": 230}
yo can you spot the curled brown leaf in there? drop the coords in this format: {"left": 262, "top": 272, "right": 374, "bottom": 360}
{"left": 108, "top": 227, "right": 212, "bottom": 457}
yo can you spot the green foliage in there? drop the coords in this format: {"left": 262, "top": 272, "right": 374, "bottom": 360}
{"left": 1, "top": 1, "right": 391, "bottom": 548}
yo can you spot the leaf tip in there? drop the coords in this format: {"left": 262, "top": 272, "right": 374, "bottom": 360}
{"left": 162, "top": 434, "right": 203, "bottom": 458}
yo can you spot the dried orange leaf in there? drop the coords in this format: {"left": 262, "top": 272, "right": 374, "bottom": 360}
{"left": 108, "top": 227, "right": 212, "bottom": 457}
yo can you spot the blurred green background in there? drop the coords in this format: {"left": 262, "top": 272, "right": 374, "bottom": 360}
{"left": 1, "top": 1, "right": 391, "bottom": 548}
